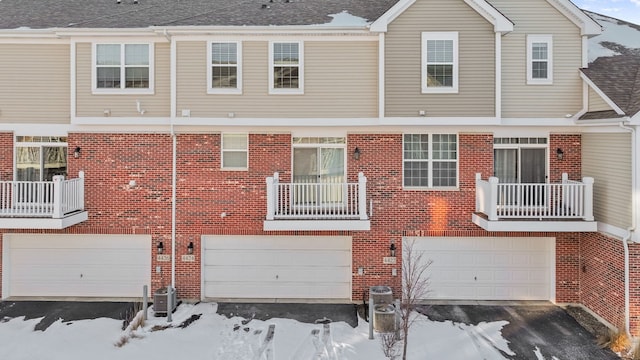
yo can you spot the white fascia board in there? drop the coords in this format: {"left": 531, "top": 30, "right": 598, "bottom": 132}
{"left": 380, "top": 117, "right": 500, "bottom": 126}
{"left": 0, "top": 211, "right": 88, "bottom": 230}
{"left": 264, "top": 220, "right": 371, "bottom": 231}
{"left": 500, "top": 118, "right": 578, "bottom": 126}
{"left": 151, "top": 26, "right": 371, "bottom": 36}
{"left": 579, "top": 72, "right": 625, "bottom": 115}
{"left": 369, "top": 0, "right": 417, "bottom": 32}
{"left": 462, "top": 0, "right": 513, "bottom": 33}
{"left": 472, "top": 214, "right": 598, "bottom": 232}
{"left": 597, "top": 222, "right": 630, "bottom": 240}
{"left": 73, "top": 117, "right": 171, "bottom": 125}
{"left": 631, "top": 112, "right": 640, "bottom": 124}
{"left": 546, "top": 0, "right": 602, "bottom": 36}
{"left": 370, "top": 0, "right": 512, "bottom": 33}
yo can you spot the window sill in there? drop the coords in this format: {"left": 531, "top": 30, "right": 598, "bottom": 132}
{"left": 92, "top": 89, "right": 155, "bottom": 95}
{"left": 269, "top": 88, "right": 304, "bottom": 95}
{"left": 421, "top": 88, "right": 459, "bottom": 94}
{"left": 221, "top": 167, "right": 248, "bottom": 171}
{"left": 403, "top": 186, "right": 460, "bottom": 191}
{"left": 208, "top": 88, "right": 243, "bottom": 95}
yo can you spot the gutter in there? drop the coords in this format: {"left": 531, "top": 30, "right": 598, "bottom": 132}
{"left": 619, "top": 121, "right": 637, "bottom": 338}
{"left": 167, "top": 28, "right": 177, "bottom": 289}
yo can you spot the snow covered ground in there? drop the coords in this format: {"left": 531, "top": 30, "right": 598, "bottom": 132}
{"left": 0, "top": 302, "right": 533, "bottom": 360}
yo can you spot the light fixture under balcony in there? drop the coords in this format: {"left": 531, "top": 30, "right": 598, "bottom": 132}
{"left": 74, "top": 147, "right": 81, "bottom": 159}
{"left": 187, "top": 241, "right": 194, "bottom": 254}
{"left": 556, "top": 148, "right": 564, "bottom": 160}
{"left": 157, "top": 241, "right": 164, "bottom": 254}
{"left": 353, "top": 147, "right": 361, "bottom": 160}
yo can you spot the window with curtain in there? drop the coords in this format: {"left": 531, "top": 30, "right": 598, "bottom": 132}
{"left": 221, "top": 133, "right": 248, "bottom": 170}
{"left": 422, "top": 32, "right": 458, "bottom": 93}
{"left": 209, "top": 42, "right": 241, "bottom": 94}
{"left": 15, "top": 136, "right": 67, "bottom": 181}
{"left": 403, "top": 134, "right": 458, "bottom": 188}
{"left": 94, "top": 43, "right": 153, "bottom": 92}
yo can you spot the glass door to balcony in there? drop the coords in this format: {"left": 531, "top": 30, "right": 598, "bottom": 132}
{"left": 293, "top": 147, "right": 345, "bottom": 207}
{"left": 494, "top": 147, "right": 546, "bottom": 207}
{"left": 15, "top": 138, "right": 67, "bottom": 207}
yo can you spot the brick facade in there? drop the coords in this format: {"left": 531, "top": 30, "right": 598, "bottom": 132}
{"left": 2, "top": 130, "right": 637, "bottom": 334}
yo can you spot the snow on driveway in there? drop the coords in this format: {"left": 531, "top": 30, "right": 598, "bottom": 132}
{"left": 0, "top": 302, "right": 542, "bottom": 360}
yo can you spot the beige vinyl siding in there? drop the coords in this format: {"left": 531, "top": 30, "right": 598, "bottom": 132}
{"left": 75, "top": 42, "right": 171, "bottom": 117}
{"left": 488, "top": 0, "right": 583, "bottom": 118}
{"left": 176, "top": 40, "right": 378, "bottom": 118}
{"left": 582, "top": 133, "right": 632, "bottom": 228}
{"left": 0, "top": 44, "right": 70, "bottom": 124}
{"left": 384, "top": 0, "right": 495, "bottom": 117}
{"left": 588, "top": 87, "right": 613, "bottom": 112}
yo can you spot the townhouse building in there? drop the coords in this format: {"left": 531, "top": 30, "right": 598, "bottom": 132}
{"left": 1, "top": 0, "right": 639, "bottom": 335}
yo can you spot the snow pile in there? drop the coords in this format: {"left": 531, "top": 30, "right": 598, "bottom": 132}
{"left": 313, "top": 11, "right": 369, "bottom": 27}
{"left": 0, "top": 302, "right": 521, "bottom": 360}
{"left": 587, "top": 11, "right": 640, "bottom": 62}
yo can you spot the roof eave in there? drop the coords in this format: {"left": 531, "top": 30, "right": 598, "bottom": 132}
{"left": 546, "top": 0, "right": 602, "bottom": 36}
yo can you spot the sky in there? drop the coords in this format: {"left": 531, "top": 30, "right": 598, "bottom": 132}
{"left": 573, "top": 0, "right": 640, "bottom": 25}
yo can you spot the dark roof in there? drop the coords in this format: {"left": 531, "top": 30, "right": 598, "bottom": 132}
{"left": 0, "top": 0, "right": 399, "bottom": 29}
{"left": 581, "top": 55, "right": 640, "bottom": 117}
{"left": 579, "top": 110, "right": 624, "bottom": 120}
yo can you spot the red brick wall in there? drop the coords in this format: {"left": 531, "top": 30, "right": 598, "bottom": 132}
{"left": 0, "top": 133, "right": 11, "bottom": 298}
{"left": 580, "top": 231, "right": 640, "bottom": 335}
{"left": 0, "top": 131, "right": 591, "bottom": 307}
{"left": 549, "top": 134, "right": 581, "bottom": 182}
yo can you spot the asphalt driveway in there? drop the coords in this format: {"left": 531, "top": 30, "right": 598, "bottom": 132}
{"left": 0, "top": 300, "right": 621, "bottom": 359}
{"left": 419, "top": 303, "right": 619, "bottom": 360}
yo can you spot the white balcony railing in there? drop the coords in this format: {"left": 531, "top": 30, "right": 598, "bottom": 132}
{"left": 266, "top": 172, "right": 368, "bottom": 220}
{"left": 475, "top": 173, "right": 594, "bottom": 221}
{"left": 0, "top": 171, "right": 85, "bottom": 219}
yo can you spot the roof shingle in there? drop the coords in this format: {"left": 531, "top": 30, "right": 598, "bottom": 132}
{"left": 0, "top": 0, "right": 399, "bottom": 29}
{"left": 581, "top": 55, "right": 640, "bottom": 117}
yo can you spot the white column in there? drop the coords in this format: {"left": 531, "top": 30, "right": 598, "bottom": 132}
{"left": 359, "top": 172, "right": 368, "bottom": 220}
{"left": 488, "top": 177, "right": 499, "bottom": 221}
{"left": 583, "top": 177, "right": 594, "bottom": 221}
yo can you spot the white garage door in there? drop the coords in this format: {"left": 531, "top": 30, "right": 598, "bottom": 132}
{"left": 404, "top": 237, "right": 555, "bottom": 301}
{"left": 202, "top": 236, "right": 351, "bottom": 300}
{"left": 3, "top": 234, "right": 151, "bottom": 298}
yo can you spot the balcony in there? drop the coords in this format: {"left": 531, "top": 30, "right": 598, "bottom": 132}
{"left": 0, "top": 171, "right": 87, "bottom": 229}
{"left": 264, "top": 172, "right": 370, "bottom": 231}
{"left": 473, "top": 173, "right": 597, "bottom": 232}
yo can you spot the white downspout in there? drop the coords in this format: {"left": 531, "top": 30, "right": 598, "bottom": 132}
{"left": 619, "top": 121, "right": 637, "bottom": 337}
{"left": 168, "top": 29, "right": 177, "bottom": 289}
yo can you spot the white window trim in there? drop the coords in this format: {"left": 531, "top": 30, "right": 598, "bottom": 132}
{"left": 527, "top": 35, "right": 553, "bottom": 85}
{"left": 92, "top": 43, "right": 155, "bottom": 95}
{"left": 269, "top": 41, "right": 304, "bottom": 95}
{"left": 421, "top": 32, "right": 459, "bottom": 94}
{"left": 402, "top": 133, "right": 459, "bottom": 190}
{"left": 207, "top": 41, "right": 242, "bottom": 95}
{"left": 221, "top": 133, "right": 248, "bottom": 171}
{"left": 15, "top": 137, "right": 68, "bottom": 181}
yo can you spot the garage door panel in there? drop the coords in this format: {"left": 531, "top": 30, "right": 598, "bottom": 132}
{"left": 205, "top": 235, "right": 350, "bottom": 251}
{"left": 11, "top": 280, "right": 145, "bottom": 297}
{"left": 10, "top": 249, "right": 148, "bottom": 266}
{"left": 202, "top": 236, "right": 351, "bottom": 300}
{"left": 404, "top": 237, "right": 554, "bottom": 301}
{"left": 204, "top": 281, "right": 350, "bottom": 299}
{"left": 4, "top": 234, "right": 151, "bottom": 298}
{"left": 205, "top": 249, "right": 350, "bottom": 267}
{"left": 205, "top": 265, "right": 350, "bottom": 283}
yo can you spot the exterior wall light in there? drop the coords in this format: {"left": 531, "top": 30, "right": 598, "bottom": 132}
{"left": 187, "top": 242, "right": 194, "bottom": 254}
{"left": 390, "top": 242, "right": 396, "bottom": 257}
{"left": 354, "top": 147, "right": 361, "bottom": 160}
{"left": 556, "top": 148, "right": 564, "bottom": 160}
{"left": 74, "top": 147, "right": 81, "bottom": 158}
{"left": 157, "top": 241, "right": 164, "bottom": 254}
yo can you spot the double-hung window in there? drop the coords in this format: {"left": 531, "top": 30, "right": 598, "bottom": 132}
{"left": 208, "top": 42, "right": 242, "bottom": 94}
{"left": 421, "top": 32, "right": 458, "bottom": 93}
{"left": 94, "top": 43, "right": 153, "bottom": 93}
{"left": 527, "top": 35, "right": 553, "bottom": 85}
{"left": 221, "top": 133, "right": 248, "bottom": 170}
{"left": 269, "top": 41, "right": 304, "bottom": 94}
{"left": 403, "top": 134, "right": 458, "bottom": 188}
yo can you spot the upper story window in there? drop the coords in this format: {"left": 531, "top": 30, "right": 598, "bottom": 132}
{"left": 93, "top": 43, "right": 154, "bottom": 94}
{"left": 269, "top": 41, "right": 304, "bottom": 94}
{"left": 422, "top": 32, "right": 458, "bottom": 94}
{"left": 208, "top": 42, "right": 242, "bottom": 94}
{"left": 221, "top": 133, "right": 248, "bottom": 170}
{"left": 527, "top": 35, "right": 553, "bottom": 85}
{"left": 15, "top": 136, "right": 67, "bottom": 181}
{"left": 403, "top": 134, "right": 458, "bottom": 188}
